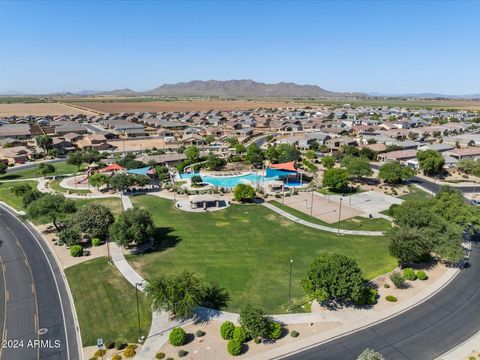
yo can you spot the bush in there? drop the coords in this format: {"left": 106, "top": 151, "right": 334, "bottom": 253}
{"left": 268, "top": 321, "right": 282, "bottom": 340}
{"left": 389, "top": 271, "right": 406, "bottom": 288}
{"left": 155, "top": 353, "right": 165, "bottom": 359}
{"left": 105, "top": 340, "right": 115, "bottom": 349}
{"left": 94, "top": 349, "right": 106, "bottom": 357}
{"left": 290, "top": 330, "right": 299, "bottom": 338}
{"left": 468, "top": 356, "right": 476, "bottom": 360}
{"left": 402, "top": 268, "right": 417, "bottom": 281}
{"left": 358, "top": 288, "right": 377, "bottom": 306}
{"left": 227, "top": 340, "right": 242, "bottom": 356}
{"left": 123, "top": 344, "right": 137, "bottom": 358}
{"left": 254, "top": 337, "right": 261, "bottom": 344}
{"left": 417, "top": 270, "right": 428, "bottom": 280}
{"left": 89, "top": 357, "right": 97, "bottom": 360}
{"left": 111, "top": 355, "right": 122, "bottom": 360}
{"left": 115, "top": 341, "right": 127, "bottom": 350}
{"left": 70, "top": 245, "right": 83, "bottom": 257}
{"left": 169, "top": 327, "right": 187, "bottom": 346}
{"left": 233, "top": 326, "right": 248, "bottom": 343}
{"left": 383, "top": 283, "right": 390, "bottom": 289}
{"left": 178, "top": 349, "right": 188, "bottom": 357}
{"left": 195, "top": 330, "right": 205, "bottom": 337}
{"left": 91, "top": 237, "right": 102, "bottom": 246}
{"left": 220, "top": 321, "right": 235, "bottom": 340}
{"left": 166, "top": 358, "right": 174, "bottom": 360}
{"left": 385, "top": 295, "right": 398, "bottom": 302}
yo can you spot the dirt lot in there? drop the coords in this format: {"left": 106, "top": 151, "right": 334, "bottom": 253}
{"left": 68, "top": 99, "right": 309, "bottom": 113}
{"left": 0, "top": 102, "right": 95, "bottom": 116}
{"left": 107, "top": 138, "right": 171, "bottom": 151}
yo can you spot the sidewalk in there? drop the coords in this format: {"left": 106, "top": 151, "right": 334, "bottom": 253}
{"left": 262, "top": 202, "right": 385, "bottom": 236}
{"left": 436, "top": 330, "right": 480, "bottom": 360}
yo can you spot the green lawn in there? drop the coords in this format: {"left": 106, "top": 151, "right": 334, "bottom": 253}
{"left": 0, "top": 181, "right": 38, "bottom": 210}
{"left": 128, "top": 195, "right": 396, "bottom": 314}
{"left": 65, "top": 257, "right": 152, "bottom": 346}
{"left": 271, "top": 200, "right": 392, "bottom": 232}
{"left": 399, "top": 186, "right": 433, "bottom": 202}
{"left": 49, "top": 180, "right": 91, "bottom": 195}
{"left": 0, "top": 162, "right": 84, "bottom": 180}
{"left": 73, "top": 197, "right": 123, "bottom": 216}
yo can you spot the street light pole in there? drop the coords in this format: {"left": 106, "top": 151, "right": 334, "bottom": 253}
{"left": 337, "top": 198, "right": 343, "bottom": 235}
{"left": 135, "top": 282, "right": 143, "bottom": 342}
{"left": 288, "top": 259, "right": 294, "bottom": 311}
{"left": 310, "top": 189, "right": 314, "bottom": 217}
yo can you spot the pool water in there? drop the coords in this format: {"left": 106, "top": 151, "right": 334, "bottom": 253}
{"left": 179, "top": 172, "right": 303, "bottom": 188}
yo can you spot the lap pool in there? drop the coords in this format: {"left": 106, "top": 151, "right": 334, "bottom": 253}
{"left": 179, "top": 172, "right": 303, "bottom": 188}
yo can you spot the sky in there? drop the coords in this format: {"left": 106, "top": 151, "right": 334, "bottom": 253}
{"left": 1, "top": 0, "right": 479, "bottom": 95}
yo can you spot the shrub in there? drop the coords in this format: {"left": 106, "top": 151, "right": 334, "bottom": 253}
{"left": 169, "top": 327, "right": 187, "bottom": 346}
{"left": 233, "top": 326, "right": 248, "bottom": 343}
{"left": 94, "top": 349, "right": 106, "bottom": 357}
{"left": 468, "top": 356, "right": 475, "bottom": 360}
{"left": 123, "top": 344, "right": 137, "bottom": 358}
{"left": 268, "top": 321, "right": 282, "bottom": 340}
{"left": 357, "top": 348, "right": 385, "bottom": 360}
{"left": 220, "top": 321, "right": 235, "bottom": 340}
{"left": 389, "top": 271, "right": 406, "bottom": 288}
{"left": 385, "top": 295, "right": 398, "bottom": 302}
{"left": 195, "top": 330, "right": 205, "bottom": 337}
{"left": 70, "top": 245, "right": 83, "bottom": 257}
{"left": 227, "top": 340, "right": 242, "bottom": 356}
{"left": 91, "top": 237, "right": 102, "bottom": 246}
{"left": 383, "top": 283, "right": 390, "bottom": 289}
{"left": 254, "top": 337, "right": 261, "bottom": 344}
{"left": 111, "top": 355, "right": 122, "bottom": 360}
{"left": 166, "top": 358, "right": 174, "bottom": 360}
{"left": 178, "top": 349, "right": 188, "bottom": 357}
{"left": 115, "top": 341, "right": 126, "bottom": 350}
{"left": 155, "top": 353, "right": 165, "bottom": 360}
{"left": 402, "top": 268, "right": 417, "bottom": 281}
{"left": 290, "top": 330, "right": 299, "bottom": 338}
{"left": 89, "top": 357, "right": 97, "bottom": 360}
{"left": 105, "top": 340, "right": 115, "bottom": 349}
{"left": 358, "top": 288, "right": 377, "bottom": 306}
{"left": 417, "top": 270, "right": 428, "bottom": 280}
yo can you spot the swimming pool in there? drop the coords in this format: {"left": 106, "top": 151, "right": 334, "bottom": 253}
{"left": 179, "top": 172, "right": 303, "bottom": 188}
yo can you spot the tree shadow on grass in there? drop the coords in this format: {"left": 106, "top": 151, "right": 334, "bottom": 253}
{"left": 147, "top": 227, "right": 182, "bottom": 253}
{"left": 0, "top": 174, "right": 21, "bottom": 180}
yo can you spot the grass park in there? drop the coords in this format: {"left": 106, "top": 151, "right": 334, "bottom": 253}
{"left": 127, "top": 195, "right": 396, "bottom": 314}
{"left": 0, "top": 162, "right": 83, "bottom": 180}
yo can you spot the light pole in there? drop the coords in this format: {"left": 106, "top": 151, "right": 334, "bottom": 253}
{"left": 337, "top": 197, "right": 343, "bottom": 235}
{"left": 310, "top": 189, "right": 314, "bottom": 217}
{"left": 135, "top": 282, "right": 143, "bottom": 342}
{"left": 288, "top": 259, "right": 294, "bottom": 311}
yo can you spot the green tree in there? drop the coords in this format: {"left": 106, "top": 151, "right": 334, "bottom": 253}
{"left": 276, "top": 143, "right": 300, "bottom": 163}
{"left": 378, "top": 161, "right": 415, "bottom": 184}
{"left": 88, "top": 172, "right": 109, "bottom": 189}
{"left": 145, "top": 271, "right": 205, "bottom": 318}
{"left": 155, "top": 165, "right": 169, "bottom": 182}
{"left": 305, "top": 150, "right": 316, "bottom": 160}
{"left": 341, "top": 156, "right": 373, "bottom": 180}
{"left": 417, "top": 150, "right": 445, "bottom": 176}
{"left": 82, "top": 149, "right": 103, "bottom": 164}
{"left": 204, "top": 135, "right": 215, "bottom": 144}
{"left": 74, "top": 203, "right": 114, "bottom": 239}
{"left": 359, "top": 147, "right": 377, "bottom": 160}
{"left": 35, "top": 135, "right": 53, "bottom": 152}
{"left": 0, "top": 161, "right": 7, "bottom": 175}
{"left": 234, "top": 184, "right": 256, "bottom": 202}
{"left": 205, "top": 153, "right": 225, "bottom": 171}
{"left": 109, "top": 173, "right": 134, "bottom": 193}
{"left": 66, "top": 151, "right": 84, "bottom": 170}
{"left": 341, "top": 145, "right": 360, "bottom": 157}
{"left": 234, "top": 143, "right": 246, "bottom": 154}
{"left": 301, "top": 253, "right": 366, "bottom": 306}
{"left": 58, "top": 225, "right": 81, "bottom": 246}
{"left": 185, "top": 146, "right": 200, "bottom": 162}
{"left": 133, "top": 174, "right": 150, "bottom": 187}
{"left": 264, "top": 146, "right": 279, "bottom": 163}
{"left": 190, "top": 175, "right": 203, "bottom": 186}
{"left": 245, "top": 144, "right": 264, "bottom": 168}
{"left": 109, "top": 208, "right": 155, "bottom": 247}
{"left": 321, "top": 156, "right": 335, "bottom": 169}
{"left": 36, "top": 163, "right": 55, "bottom": 178}
{"left": 239, "top": 304, "right": 272, "bottom": 340}
{"left": 322, "top": 168, "right": 349, "bottom": 191}
{"left": 388, "top": 226, "right": 433, "bottom": 264}
{"left": 26, "top": 194, "right": 76, "bottom": 231}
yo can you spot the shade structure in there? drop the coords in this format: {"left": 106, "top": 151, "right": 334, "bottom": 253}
{"left": 268, "top": 161, "right": 297, "bottom": 172}
{"left": 126, "top": 166, "right": 155, "bottom": 176}
{"left": 98, "top": 163, "right": 125, "bottom": 172}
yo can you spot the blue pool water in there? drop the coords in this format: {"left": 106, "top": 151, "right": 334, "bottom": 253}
{"left": 179, "top": 172, "right": 303, "bottom": 188}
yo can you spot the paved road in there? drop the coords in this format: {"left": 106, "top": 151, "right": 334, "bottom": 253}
{"left": 0, "top": 206, "right": 80, "bottom": 360}
{"left": 284, "top": 241, "right": 480, "bottom": 360}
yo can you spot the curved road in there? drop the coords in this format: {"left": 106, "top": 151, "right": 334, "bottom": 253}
{"left": 0, "top": 206, "right": 80, "bottom": 360}
{"left": 284, "top": 241, "right": 480, "bottom": 360}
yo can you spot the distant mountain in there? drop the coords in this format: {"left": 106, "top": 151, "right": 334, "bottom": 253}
{"left": 143, "top": 79, "right": 365, "bottom": 98}
{"left": 101, "top": 88, "right": 138, "bottom": 96}
{"left": 0, "top": 90, "right": 27, "bottom": 96}
{"left": 368, "top": 92, "right": 480, "bottom": 99}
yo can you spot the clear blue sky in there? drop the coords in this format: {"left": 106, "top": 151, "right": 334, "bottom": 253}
{"left": 1, "top": 0, "right": 479, "bottom": 94}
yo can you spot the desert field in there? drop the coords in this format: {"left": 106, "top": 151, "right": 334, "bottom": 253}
{"left": 0, "top": 102, "right": 96, "bottom": 116}
{"left": 65, "top": 99, "right": 309, "bottom": 113}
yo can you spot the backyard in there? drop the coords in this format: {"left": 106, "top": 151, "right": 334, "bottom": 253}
{"left": 128, "top": 195, "right": 396, "bottom": 314}
{"left": 65, "top": 257, "right": 152, "bottom": 346}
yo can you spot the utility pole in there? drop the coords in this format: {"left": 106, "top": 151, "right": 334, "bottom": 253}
{"left": 135, "top": 282, "right": 143, "bottom": 342}
{"left": 337, "top": 197, "right": 343, "bottom": 235}
{"left": 288, "top": 259, "right": 294, "bottom": 311}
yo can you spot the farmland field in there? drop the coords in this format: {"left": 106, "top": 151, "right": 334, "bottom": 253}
{"left": 0, "top": 102, "right": 95, "bottom": 116}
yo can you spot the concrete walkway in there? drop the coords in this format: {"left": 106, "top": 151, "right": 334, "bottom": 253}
{"left": 262, "top": 202, "right": 386, "bottom": 236}
{"left": 436, "top": 330, "right": 480, "bottom": 360}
